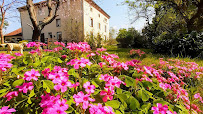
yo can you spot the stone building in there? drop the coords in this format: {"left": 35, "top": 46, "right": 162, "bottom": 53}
{"left": 18, "top": 0, "right": 110, "bottom": 42}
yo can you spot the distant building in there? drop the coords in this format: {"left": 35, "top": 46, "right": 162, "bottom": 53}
{"left": 18, "top": 0, "right": 110, "bottom": 42}
{"left": 4, "top": 28, "right": 23, "bottom": 43}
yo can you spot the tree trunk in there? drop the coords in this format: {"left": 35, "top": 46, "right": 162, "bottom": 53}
{"left": 32, "top": 29, "right": 41, "bottom": 42}
{"left": 0, "top": 29, "right": 4, "bottom": 44}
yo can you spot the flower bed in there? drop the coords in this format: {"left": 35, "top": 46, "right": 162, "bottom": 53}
{"left": 0, "top": 42, "right": 202, "bottom": 114}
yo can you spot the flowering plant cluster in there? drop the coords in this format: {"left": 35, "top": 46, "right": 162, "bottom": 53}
{"left": 0, "top": 42, "right": 202, "bottom": 114}
{"left": 129, "top": 49, "right": 145, "bottom": 57}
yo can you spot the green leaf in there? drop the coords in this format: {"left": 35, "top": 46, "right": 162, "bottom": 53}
{"left": 41, "top": 56, "right": 49, "bottom": 63}
{"left": 57, "top": 58, "right": 63, "bottom": 63}
{"left": 33, "top": 61, "right": 41, "bottom": 67}
{"left": 66, "top": 96, "right": 74, "bottom": 106}
{"left": 141, "top": 103, "right": 151, "bottom": 110}
{"left": 117, "top": 88, "right": 122, "bottom": 94}
{"left": 42, "top": 80, "right": 54, "bottom": 93}
{"left": 27, "top": 97, "right": 32, "bottom": 104}
{"left": 125, "top": 76, "right": 135, "bottom": 87}
{"left": 153, "top": 99, "right": 168, "bottom": 105}
{"left": 0, "top": 89, "right": 8, "bottom": 93}
{"left": 12, "top": 79, "right": 24, "bottom": 87}
{"left": 93, "top": 89, "right": 101, "bottom": 95}
{"left": 29, "top": 89, "right": 35, "bottom": 97}
{"left": 91, "top": 81, "right": 99, "bottom": 88}
{"left": 138, "top": 89, "right": 149, "bottom": 101}
{"left": 129, "top": 96, "right": 140, "bottom": 110}
{"left": 68, "top": 68, "right": 75, "bottom": 75}
{"left": 105, "top": 100, "right": 120, "bottom": 109}
{"left": 115, "top": 110, "right": 122, "bottom": 114}
{"left": 65, "top": 106, "right": 74, "bottom": 113}
{"left": 132, "top": 72, "right": 141, "bottom": 78}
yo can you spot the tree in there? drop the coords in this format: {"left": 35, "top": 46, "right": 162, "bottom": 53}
{"left": 109, "top": 27, "right": 116, "bottom": 39}
{"left": 0, "top": 0, "right": 18, "bottom": 44}
{"left": 26, "top": 0, "right": 61, "bottom": 41}
{"left": 125, "top": 0, "right": 203, "bottom": 32}
{"left": 116, "top": 28, "right": 133, "bottom": 48}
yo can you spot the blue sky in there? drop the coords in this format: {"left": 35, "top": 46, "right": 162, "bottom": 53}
{"left": 5, "top": 0, "right": 147, "bottom": 34}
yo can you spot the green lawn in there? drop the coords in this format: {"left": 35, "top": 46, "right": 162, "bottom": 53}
{"left": 104, "top": 45, "right": 203, "bottom": 66}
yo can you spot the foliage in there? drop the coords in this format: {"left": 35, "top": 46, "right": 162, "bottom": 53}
{"left": 129, "top": 49, "right": 146, "bottom": 58}
{"left": 116, "top": 28, "right": 144, "bottom": 48}
{"left": 0, "top": 42, "right": 202, "bottom": 114}
{"left": 152, "top": 31, "right": 203, "bottom": 58}
{"left": 95, "top": 33, "right": 102, "bottom": 48}
{"left": 125, "top": 0, "right": 203, "bottom": 32}
{"left": 85, "top": 33, "right": 96, "bottom": 49}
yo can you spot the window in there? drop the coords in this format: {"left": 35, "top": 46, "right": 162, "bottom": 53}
{"left": 89, "top": 18, "right": 93, "bottom": 27}
{"left": 57, "top": 32, "right": 62, "bottom": 42}
{"left": 90, "top": 7, "right": 93, "bottom": 12}
{"left": 104, "top": 35, "right": 107, "bottom": 41}
{"left": 104, "top": 18, "right": 107, "bottom": 23}
{"left": 48, "top": 32, "right": 52, "bottom": 38}
{"left": 56, "top": 19, "right": 61, "bottom": 27}
{"left": 105, "top": 25, "right": 107, "bottom": 32}
{"left": 98, "top": 14, "right": 100, "bottom": 18}
{"left": 98, "top": 23, "right": 101, "bottom": 29}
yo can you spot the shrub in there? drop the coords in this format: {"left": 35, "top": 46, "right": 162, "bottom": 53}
{"left": 152, "top": 31, "right": 203, "bottom": 58}
{"left": 129, "top": 49, "right": 146, "bottom": 58}
{"left": 0, "top": 42, "right": 202, "bottom": 114}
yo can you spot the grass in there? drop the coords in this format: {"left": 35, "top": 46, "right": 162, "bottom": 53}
{"left": 104, "top": 45, "right": 203, "bottom": 66}
{"left": 104, "top": 45, "right": 203, "bottom": 110}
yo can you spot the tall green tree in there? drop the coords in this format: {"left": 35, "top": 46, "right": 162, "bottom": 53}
{"left": 125, "top": 0, "right": 203, "bottom": 32}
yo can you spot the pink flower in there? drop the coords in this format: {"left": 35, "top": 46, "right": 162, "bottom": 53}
{"left": 143, "top": 66, "right": 153, "bottom": 76}
{"left": 89, "top": 103, "right": 114, "bottom": 114}
{"left": 105, "top": 76, "right": 125, "bottom": 88}
{"left": 141, "top": 74, "right": 153, "bottom": 82}
{"left": 97, "top": 47, "right": 107, "bottom": 52}
{"left": 83, "top": 82, "right": 95, "bottom": 94}
{"left": 67, "top": 58, "right": 92, "bottom": 69}
{"left": 14, "top": 52, "right": 23, "bottom": 56}
{"left": 42, "top": 68, "right": 50, "bottom": 77}
{"left": 87, "top": 53, "right": 96, "bottom": 57}
{"left": 16, "top": 82, "right": 34, "bottom": 93}
{"left": 99, "top": 74, "right": 112, "bottom": 82}
{"left": 151, "top": 103, "right": 177, "bottom": 114}
{"left": 100, "top": 87, "right": 115, "bottom": 102}
{"left": 0, "top": 106, "right": 16, "bottom": 114}
{"left": 44, "top": 49, "right": 53, "bottom": 52}
{"left": 151, "top": 103, "right": 168, "bottom": 114}
{"left": 159, "top": 83, "right": 171, "bottom": 91}
{"left": 66, "top": 42, "right": 91, "bottom": 52}
{"left": 53, "top": 47, "right": 63, "bottom": 52}
{"left": 40, "top": 94, "right": 68, "bottom": 114}
{"left": 54, "top": 79, "right": 72, "bottom": 93}
{"left": 98, "top": 62, "right": 106, "bottom": 68}
{"left": 54, "top": 41, "right": 65, "bottom": 47}
{"left": 73, "top": 91, "right": 95, "bottom": 109}
{"left": 69, "top": 82, "right": 80, "bottom": 88}
{"left": 4, "top": 91, "right": 18, "bottom": 101}
{"left": 194, "top": 93, "right": 203, "bottom": 103}
{"left": 24, "top": 69, "right": 40, "bottom": 81}
{"left": 61, "top": 55, "right": 67, "bottom": 59}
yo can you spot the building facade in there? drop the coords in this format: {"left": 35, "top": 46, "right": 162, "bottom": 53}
{"left": 4, "top": 28, "right": 23, "bottom": 43}
{"left": 18, "top": 0, "right": 110, "bottom": 42}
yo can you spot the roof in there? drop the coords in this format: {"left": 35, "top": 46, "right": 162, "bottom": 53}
{"left": 85, "top": 0, "right": 110, "bottom": 19}
{"left": 18, "top": 0, "right": 110, "bottom": 19}
{"left": 5, "top": 28, "right": 22, "bottom": 37}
